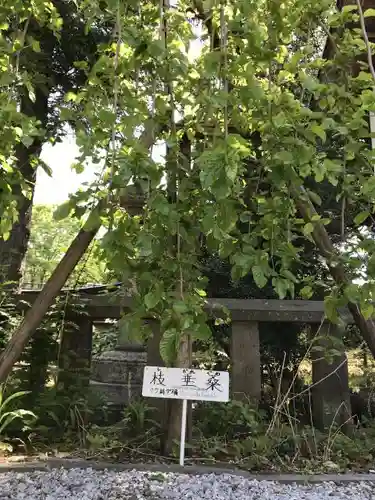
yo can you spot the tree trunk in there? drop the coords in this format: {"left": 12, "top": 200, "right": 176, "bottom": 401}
{"left": 0, "top": 213, "right": 99, "bottom": 383}
{"left": 164, "top": 134, "right": 193, "bottom": 455}
{"left": 292, "top": 186, "right": 375, "bottom": 357}
{"left": 0, "top": 90, "right": 48, "bottom": 288}
{"left": 164, "top": 334, "right": 192, "bottom": 455}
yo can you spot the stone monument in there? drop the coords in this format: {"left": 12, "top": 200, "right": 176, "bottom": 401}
{"left": 90, "top": 323, "right": 147, "bottom": 407}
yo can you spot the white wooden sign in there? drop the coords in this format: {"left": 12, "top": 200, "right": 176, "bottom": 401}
{"left": 142, "top": 365, "right": 230, "bottom": 467}
{"left": 142, "top": 366, "right": 229, "bottom": 402}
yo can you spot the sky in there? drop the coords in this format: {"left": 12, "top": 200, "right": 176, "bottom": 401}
{"left": 35, "top": 28, "right": 203, "bottom": 206}
{"left": 35, "top": 133, "right": 93, "bottom": 205}
{"left": 36, "top": 137, "right": 167, "bottom": 205}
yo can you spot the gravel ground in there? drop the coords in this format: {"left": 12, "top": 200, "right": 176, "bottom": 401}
{"left": 0, "top": 468, "right": 375, "bottom": 500}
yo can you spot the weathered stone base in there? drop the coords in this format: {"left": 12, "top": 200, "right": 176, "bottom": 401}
{"left": 90, "top": 349, "right": 146, "bottom": 406}
{"left": 89, "top": 380, "right": 143, "bottom": 406}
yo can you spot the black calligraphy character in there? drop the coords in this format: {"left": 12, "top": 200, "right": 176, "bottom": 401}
{"left": 206, "top": 371, "right": 222, "bottom": 392}
{"left": 182, "top": 368, "right": 196, "bottom": 387}
{"left": 151, "top": 368, "right": 165, "bottom": 386}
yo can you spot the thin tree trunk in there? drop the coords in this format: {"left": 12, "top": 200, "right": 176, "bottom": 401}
{"left": 165, "top": 335, "right": 192, "bottom": 454}
{"left": 292, "top": 186, "right": 375, "bottom": 357}
{"left": 0, "top": 90, "right": 48, "bottom": 288}
{"left": 164, "top": 134, "right": 193, "bottom": 455}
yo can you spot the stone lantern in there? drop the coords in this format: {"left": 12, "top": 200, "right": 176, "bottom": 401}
{"left": 90, "top": 189, "right": 147, "bottom": 409}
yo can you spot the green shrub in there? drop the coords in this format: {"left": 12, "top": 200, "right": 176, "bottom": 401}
{"left": 193, "top": 399, "right": 266, "bottom": 439}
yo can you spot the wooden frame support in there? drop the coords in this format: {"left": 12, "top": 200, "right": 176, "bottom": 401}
{"left": 231, "top": 320, "right": 261, "bottom": 403}
{"left": 311, "top": 323, "right": 352, "bottom": 433}
{"left": 57, "top": 314, "right": 93, "bottom": 394}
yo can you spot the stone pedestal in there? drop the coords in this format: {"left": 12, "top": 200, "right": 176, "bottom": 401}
{"left": 90, "top": 331, "right": 146, "bottom": 406}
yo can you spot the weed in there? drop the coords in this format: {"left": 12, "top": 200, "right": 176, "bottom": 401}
{"left": 32, "top": 387, "right": 108, "bottom": 446}
{"left": 0, "top": 385, "right": 37, "bottom": 452}
{"left": 194, "top": 399, "right": 264, "bottom": 440}
{"left": 122, "top": 399, "right": 159, "bottom": 435}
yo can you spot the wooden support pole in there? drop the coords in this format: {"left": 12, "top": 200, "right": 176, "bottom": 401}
{"left": 311, "top": 323, "right": 352, "bottom": 433}
{"left": 57, "top": 314, "right": 93, "bottom": 395}
{"left": 231, "top": 320, "right": 261, "bottom": 403}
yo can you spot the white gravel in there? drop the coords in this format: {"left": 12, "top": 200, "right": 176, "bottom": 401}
{"left": 0, "top": 468, "right": 374, "bottom": 500}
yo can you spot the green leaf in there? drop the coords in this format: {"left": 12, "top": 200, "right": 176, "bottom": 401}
{"left": 224, "top": 159, "right": 238, "bottom": 183}
{"left": 364, "top": 8, "right": 375, "bottom": 17}
{"left": 31, "top": 39, "right": 41, "bottom": 52}
{"left": 144, "top": 291, "right": 161, "bottom": 310}
{"left": 160, "top": 329, "right": 179, "bottom": 365}
{"left": 281, "top": 269, "right": 298, "bottom": 283}
{"left": 300, "top": 286, "right": 313, "bottom": 299}
{"left": 137, "top": 234, "right": 153, "bottom": 257}
{"left": 59, "top": 107, "right": 74, "bottom": 121}
{"left": 273, "top": 278, "right": 288, "bottom": 299}
{"left": 21, "top": 135, "right": 34, "bottom": 148}
{"left": 354, "top": 211, "right": 370, "bottom": 225}
{"left": 342, "top": 4, "right": 357, "bottom": 13}
{"left": 227, "top": 134, "right": 251, "bottom": 157}
{"left": 118, "top": 314, "right": 144, "bottom": 344}
{"left": 98, "top": 109, "right": 116, "bottom": 123}
{"left": 84, "top": 209, "right": 101, "bottom": 231}
{"left": 275, "top": 151, "right": 294, "bottom": 163}
{"left": 65, "top": 92, "right": 77, "bottom": 102}
{"left": 72, "top": 162, "right": 85, "bottom": 174}
{"left": 39, "top": 160, "right": 52, "bottom": 177}
{"left": 308, "top": 190, "right": 322, "bottom": 206}
{"left": 324, "top": 296, "right": 339, "bottom": 324}
{"left": 240, "top": 211, "right": 252, "bottom": 223}
{"left": 311, "top": 345, "right": 325, "bottom": 354}
{"left": 151, "top": 193, "right": 170, "bottom": 216}
{"left": 310, "top": 124, "right": 326, "bottom": 142}
{"left": 303, "top": 222, "right": 314, "bottom": 236}
{"left": 344, "top": 283, "right": 359, "bottom": 302}
{"left": 231, "top": 253, "right": 254, "bottom": 279}
{"left": 53, "top": 201, "right": 72, "bottom": 221}
{"left": 272, "top": 278, "right": 289, "bottom": 300}
{"left": 252, "top": 265, "right": 267, "bottom": 288}
{"left": 368, "top": 254, "right": 375, "bottom": 276}
{"left": 0, "top": 390, "right": 30, "bottom": 414}
{"left": 361, "top": 302, "right": 374, "bottom": 320}
{"left": 172, "top": 301, "right": 189, "bottom": 314}
{"left": 193, "top": 322, "right": 211, "bottom": 341}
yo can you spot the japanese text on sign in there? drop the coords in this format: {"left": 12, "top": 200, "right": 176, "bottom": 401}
{"left": 142, "top": 366, "right": 229, "bottom": 402}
